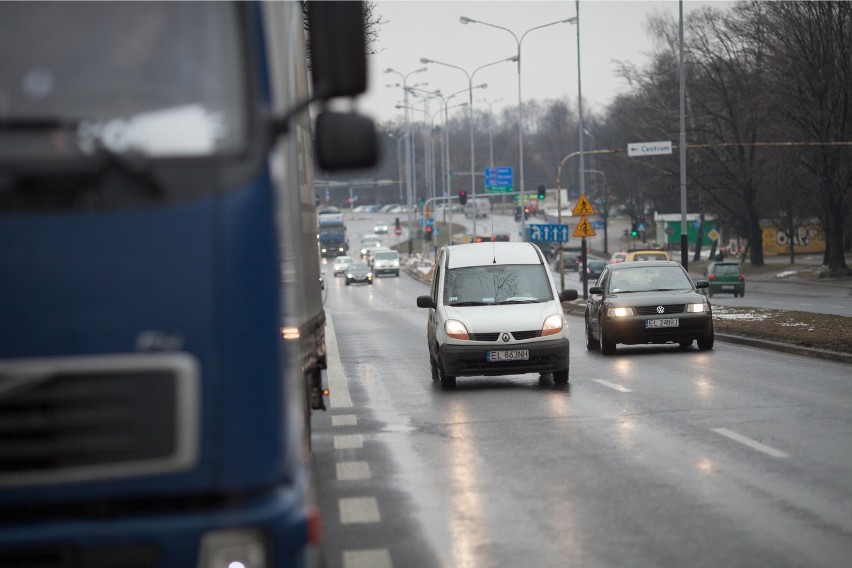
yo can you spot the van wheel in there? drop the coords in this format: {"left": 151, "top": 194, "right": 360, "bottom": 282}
{"left": 438, "top": 357, "right": 456, "bottom": 389}
{"left": 553, "top": 369, "right": 569, "bottom": 384}
{"left": 430, "top": 355, "right": 440, "bottom": 382}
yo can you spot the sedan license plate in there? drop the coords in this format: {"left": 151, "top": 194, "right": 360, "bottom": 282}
{"left": 487, "top": 349, "right": 529, "bottom": 362}
{"left": 645, "top": 318, "right": 679, "bottom": 329}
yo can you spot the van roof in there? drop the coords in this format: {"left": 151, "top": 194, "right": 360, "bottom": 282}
{"left": 446, "top": 242, "right": 543, "bottom": 269}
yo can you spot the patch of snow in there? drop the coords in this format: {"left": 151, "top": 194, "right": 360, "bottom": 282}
{"left": 775, "top": 270, "right": 798, "bottom": 278}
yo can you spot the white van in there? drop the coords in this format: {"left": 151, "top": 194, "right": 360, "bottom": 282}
{"left": 416, "top": 242, "right": 578, "bottom": 388}
{"left": 370, "top": 248, "right": 400, "bottom": 277}
{"left": 463, "top": 197, "right": 491, "bottom": 219}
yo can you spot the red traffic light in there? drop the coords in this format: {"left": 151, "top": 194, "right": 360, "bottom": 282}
{"left": 458, "top": 190, "right": 467, "bottom": 205}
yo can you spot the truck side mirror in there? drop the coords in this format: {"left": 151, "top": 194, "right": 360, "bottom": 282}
{"left": 308, "top": 1, "right": 368, "bottom": 99}
{"left": 315, "top": 111, "right": 378, "bottom": 171}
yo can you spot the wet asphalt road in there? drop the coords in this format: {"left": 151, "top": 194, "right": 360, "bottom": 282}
{"left": 309, "top": 267, "right": 852, "bottom": 568}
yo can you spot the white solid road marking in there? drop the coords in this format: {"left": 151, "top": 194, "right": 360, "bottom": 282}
{"left": 713, "top": 428, "right": 790, "bottom": 458}
{"left": 334, "top": 434, "right": 364, "bottom": 450}
{"left": 339, "top": 496, "right": 381, "bottom": 524}
{"left": 337, "top": 461, "right": 371, "bottom": 481}
{"left": 332, "top": 414, "right": 358, "bottom": 427}
{"left": 325, "top": 313, "right": 353, "bottom": 408}
{"left": 594, "top": 379, "right": 632, "bottom": 393}
{"left": 343, "top": 548, "right": 392, "bottom": 568}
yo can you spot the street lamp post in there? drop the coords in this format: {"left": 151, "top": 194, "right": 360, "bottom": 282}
{"left": 420, "top": 55, "right": 517, "bottom": 238}
{"left": 385, "top": 66, "right": 427, "bottom": 255}
{"left": 460, "top": 14, "right": 576, "bottom": 240}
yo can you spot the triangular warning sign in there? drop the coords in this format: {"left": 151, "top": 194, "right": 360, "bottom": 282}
{"left": 573, "top": 216, "right": 597, "bottom": 238}
{"left": 572, "top": 195, "right": 596, "bottom": 216}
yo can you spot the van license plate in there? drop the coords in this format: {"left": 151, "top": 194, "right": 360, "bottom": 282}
{"left": 645, "top": 318, "right": 679, "bottom": 328}
{"left": 487, "top": 350, "right": 529, "bottom": 362}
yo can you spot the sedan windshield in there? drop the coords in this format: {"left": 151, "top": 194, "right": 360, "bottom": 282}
{"left": 609, "top": 266, "right": 693, "bottom": 293}
{"left": 444, "top": 264, "right": 552, "bottom": 305}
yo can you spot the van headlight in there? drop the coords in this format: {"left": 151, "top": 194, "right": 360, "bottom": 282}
{"left": 541, "top": 314, "right": 564, "bottom": 336}
{"left": 444, "top": 319, "right": 470, "bottom": 340}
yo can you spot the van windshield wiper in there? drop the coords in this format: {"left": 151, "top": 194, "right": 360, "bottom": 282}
{"left": 496, "top": 299, "right": 541, "bottom": 305}
{"left": 448, "top": 301, "right": 490, "bottom": 307}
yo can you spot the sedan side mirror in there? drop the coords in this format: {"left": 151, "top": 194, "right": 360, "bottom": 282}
{"left": 416, "top": 295, "right": 436, "bottom": 309}
{"left": 589, "top": 286, "right": 603, "bottom": 296}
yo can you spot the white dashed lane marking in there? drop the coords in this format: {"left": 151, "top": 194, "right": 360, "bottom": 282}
{"left": 337, "top": 461, "right": 371, "bottom": 481}
{"left": 713, "top": 427, "right": 791, "bottom": 458}
{"left": 339, "top": 496, "right": 381, "bottom": 524}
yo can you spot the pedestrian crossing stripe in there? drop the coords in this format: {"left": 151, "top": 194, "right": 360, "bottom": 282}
{"left": 573, "top": 216, "right": 597, "bottom": 237}
{"left": 572, "top": 195, "right": 596, "bottom": 216}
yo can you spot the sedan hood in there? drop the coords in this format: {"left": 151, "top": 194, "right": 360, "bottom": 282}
{"left": 606, "top": 289, "right": 705, "bottom": 306}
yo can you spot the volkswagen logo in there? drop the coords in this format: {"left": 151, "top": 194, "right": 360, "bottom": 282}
{"left": 502, "top": 333, "right": 510, "bottom": 343}
{"left": 656, "top": 306, "right": 665, "bottom": 314}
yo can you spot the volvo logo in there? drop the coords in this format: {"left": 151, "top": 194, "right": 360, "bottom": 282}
{"left": 656, "top": 306, "right": 665, "bottom": 314}
{"left": 502, "top": 333, "right": 510, "bottom": 343}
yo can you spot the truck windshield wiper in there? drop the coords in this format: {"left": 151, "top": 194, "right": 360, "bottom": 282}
{"left": 1, "top": 116, "right": 165, "bottom": 199}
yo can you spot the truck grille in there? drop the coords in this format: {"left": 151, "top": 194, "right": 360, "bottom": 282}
{"left": 0, "top": 353, "right": 200, "bottom": 487}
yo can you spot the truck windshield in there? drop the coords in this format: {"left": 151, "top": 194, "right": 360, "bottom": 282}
{"left": 0, "top": 2, "right": 247, "bottom": 157}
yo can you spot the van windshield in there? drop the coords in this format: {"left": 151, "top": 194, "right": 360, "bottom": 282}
{"left": 444, "top": 264, "right": 552, "bottom": 305}
{"left": 0, "top": 2, "right": 246, "bottom": 157}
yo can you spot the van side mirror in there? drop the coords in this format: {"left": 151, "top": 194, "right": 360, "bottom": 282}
{"left": 416, "top": 295, "right": 435, "bottom": 309}
{"left": 308, "top": 1, "right": 368, "bottom": 99}
{"left": 559, "top": 289, "right": 579, "bottom": 302}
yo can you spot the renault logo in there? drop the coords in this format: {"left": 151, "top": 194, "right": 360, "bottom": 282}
{"left": 502, "top": 333, "right": 510, "bottom": 342}
{"left": 656, "top": 306, "right": 665, "bottom": 314}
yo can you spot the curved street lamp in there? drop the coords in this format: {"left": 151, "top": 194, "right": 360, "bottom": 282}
{"left": 385, "top": 66, "right": 427, "bottom": 255}
{"left": 419, "top": 55, "right": 517, "bottom": 237}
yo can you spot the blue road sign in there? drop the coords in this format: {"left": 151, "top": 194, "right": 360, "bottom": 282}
{"left": 485, "top": 166, "right": 513, "bottom": 193}
{"left": 528, "top": 224, "right": 571, "bottom": 243}
{"left": 419, "top": 218, "right": 435, "bottom": 227}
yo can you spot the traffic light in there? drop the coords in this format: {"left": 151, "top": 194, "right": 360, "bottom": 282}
{"left": 458, "top": 190, "right": 467, "bottom": 206}
{"left": 537, "top": 185, "right": 546, "bottom": 201}
{"left": 630, "top": 222, "right": 638, "bottom": 237}
{"left": 395, "top": 217, "right": 400, "bottom": 229}
{"left": 424, "top": 225, "right": 433, "bottom": 241}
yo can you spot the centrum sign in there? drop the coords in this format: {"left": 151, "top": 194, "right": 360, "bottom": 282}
{"left": 628, "top": 140, "right": 672, "bottom": 157}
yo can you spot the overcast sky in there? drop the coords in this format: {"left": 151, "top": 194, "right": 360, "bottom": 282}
{"left": 358, "top": 0, "right": 732, "bottom": 125}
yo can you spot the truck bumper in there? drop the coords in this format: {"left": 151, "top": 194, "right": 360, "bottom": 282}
{"left": 0, "top": 484, "right": 316, "bottom": 567}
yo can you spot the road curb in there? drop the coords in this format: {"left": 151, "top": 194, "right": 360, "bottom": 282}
{"left": 713, "top": 333, "right": 852, "bottom": 365}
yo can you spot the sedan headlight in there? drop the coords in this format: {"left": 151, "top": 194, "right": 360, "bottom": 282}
{"left": 541, "top": 314, "right": 565, "bottom": 336}
{"left": 607, "top": 307, "right": 634, "bottom": 317}
{"left": 444, "top": 319, "right": 470, "bottom": 340}
{"left": 687, "top": 302, "right": 708, "bottom": 313}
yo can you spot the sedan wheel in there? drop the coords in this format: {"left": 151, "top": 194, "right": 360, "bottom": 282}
{"left": 697, "top": 333, "right": 715, "bottom": 351}
{"left": 600, "top": 325, "right": 616, "bottom": 355}
{"left": 585, "top": 319, "right": 600, "bottom": 351}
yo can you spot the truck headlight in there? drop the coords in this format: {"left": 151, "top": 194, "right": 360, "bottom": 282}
{"left": 198, "top": 528, "right": 268, "bottom": 568}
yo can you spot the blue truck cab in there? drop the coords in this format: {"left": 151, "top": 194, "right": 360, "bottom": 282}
{"left": 0, "top": 2, "right": 376, "bottom": 566}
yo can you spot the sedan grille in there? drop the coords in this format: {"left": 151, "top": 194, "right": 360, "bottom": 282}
{"left": 0, "top": 353, "right": 199, "bottom": 487}
{"left": 633, "top": 304, "right": 685, "bottom": 316}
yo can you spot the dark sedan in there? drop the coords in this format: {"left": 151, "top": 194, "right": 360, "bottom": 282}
{"left": 584, "top": 260, "right": 713, "bottom": 354}
{"left": 345, "top": 262, "right": 373, "bottom": 285}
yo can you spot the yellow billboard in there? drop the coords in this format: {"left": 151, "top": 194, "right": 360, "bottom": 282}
{"left": 761, "top": 224, "right": 825, "bottom": 256}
